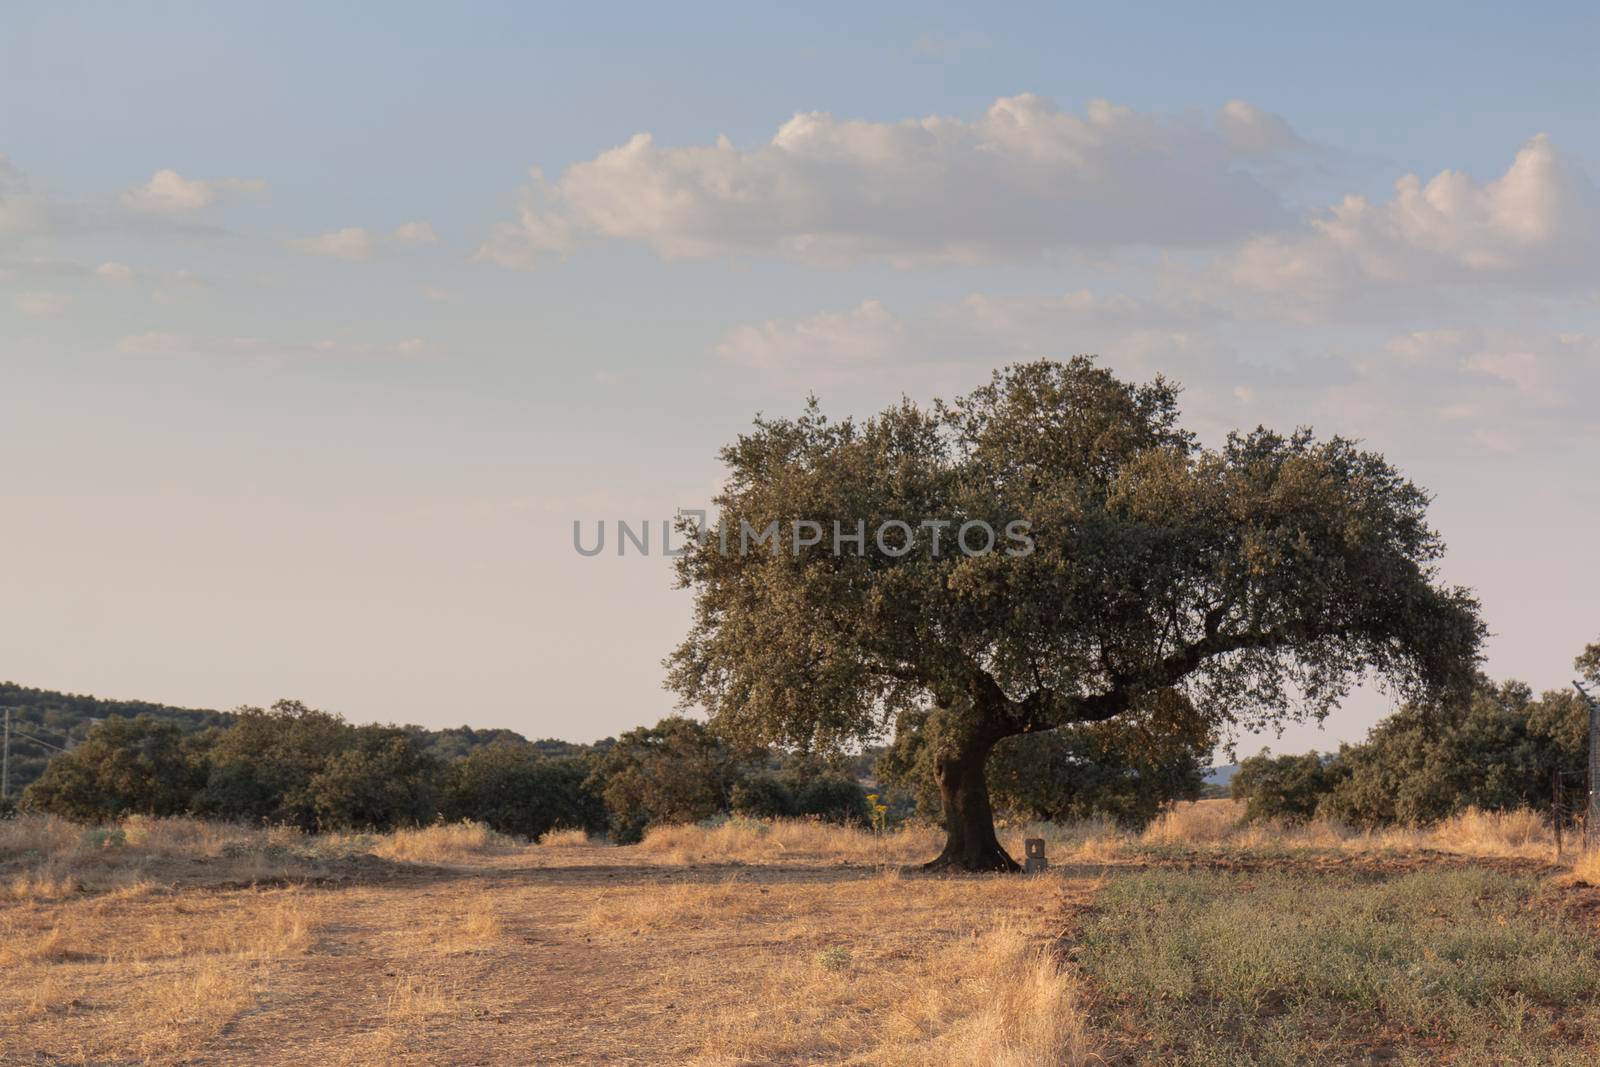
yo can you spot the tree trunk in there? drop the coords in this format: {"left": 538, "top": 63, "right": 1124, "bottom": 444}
{"left": 923, "top": 734, "right": 1020, "bottom": 872}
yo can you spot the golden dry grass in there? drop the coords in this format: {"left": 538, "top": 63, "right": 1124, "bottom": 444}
{"left": 537, "top": 827, "right": 595, "bottom": 847}
{"left": 1142, "top": 799, "right": 1571, "bottom": 862}
{"left": 2, "top": 807, "right": 1593, "bottom": 1064}
{"left": 368, "top": 820, "right": 513, "bottom": 863}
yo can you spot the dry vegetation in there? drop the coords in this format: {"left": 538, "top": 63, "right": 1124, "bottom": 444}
{"left": 1, "top": 803, "right": 1597, "bottom": 1064}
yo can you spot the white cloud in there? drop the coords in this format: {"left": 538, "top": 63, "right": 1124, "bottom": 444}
{"left": 395, "top": 338, "right": 427, "bottom": 354}
{"left": 290, "top": 222, "right": 442, "bottom": 261}
{"left": 1207, "top": 135, "right": 1600, "bottom": 313}
{"left": 482, "top": 95, "right": 1303, "bottom": 266}
{"left": 0, "top": 155, "right": 49, "bottom": 237}
{"left": 95, "top": 261, "right": 135, "bottom": 283}
{"left": 114, "top": 331, "right": 192, "bottom": 355}
{"left": 718, "top": 300, "right": 909, "bottom": 370}
{"left": 391, "top": 221, "right": 439, "bottom": 245}
{"left": 15, "top": 291, "right": 68, "bottom": 316}
{"left": 591, "top": 371, "right": 623, "bottom": 386}
{"left": 289, "top": 226, "right": 375, "bottom": 261}
{"left": 121, "top": 169, "right": 267, "bottom": 214}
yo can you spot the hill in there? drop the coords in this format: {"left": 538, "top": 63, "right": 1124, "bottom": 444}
{"left": 0, "top": 682, "right": 573, "bottom": 800}
{"left": 0, "top": 681, "right": 232, "bottom": 797}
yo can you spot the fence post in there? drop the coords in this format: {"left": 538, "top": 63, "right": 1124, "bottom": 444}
{"left": 1577, "top": 682, "right": 1600, "bottom": 851}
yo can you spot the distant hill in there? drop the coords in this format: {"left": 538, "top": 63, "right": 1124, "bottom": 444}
{"left": 1204, "top": 763, "right": 1239, "bottom": 786}
{"left": 0, "top": 682, "right": 589, "bottom": 800}
{"left": 0, "top": 681, "right": 233, "bottom": 797}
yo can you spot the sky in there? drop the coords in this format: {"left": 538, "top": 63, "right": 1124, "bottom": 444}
{"left": 3, "top": 2, "right": 1598, "bottom": 758}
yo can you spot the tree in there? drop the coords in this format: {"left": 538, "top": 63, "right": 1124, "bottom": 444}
{"left": 441, "top": 742, "right": 605, "bottom": 839}
{"left": 587, "top": 717, "right": 747, "bottom": 843}
{"left": 1231, "top": 750, "right": 1344, "bottom": 824}
{"left": 1319, "top": 679, "right": 1586, "bottom": 827}
{"left": 20, "top": 715, "right": 206, "bottom": 822}
{"left": 880, "top": 689, "right": 1214, "bottom": 828}
{"left": 668, "top": 359, "right": 1484, "bottom": 870}
{"left": 307, "top": 726, "right": 440, "bottom": 831}
{"left": 192, "top": 700, "right": 356, "bottom": 829}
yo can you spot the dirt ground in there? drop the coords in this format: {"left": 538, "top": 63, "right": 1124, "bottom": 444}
{"left": 1, "top": 842, "right": 1104, "bottom": 1065}
{"left": 4, "top": 810, "right": 1596, "bottom": 1066}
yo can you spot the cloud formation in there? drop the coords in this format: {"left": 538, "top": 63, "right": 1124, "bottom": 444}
{"left": 121, "top": 169, "right": 267, "bottom": 214}
{"left": 1208, "top": 135, "right": 1600, "bottom": 313}
{"left": 480, "top": 95, "right": 1304, "bottom": 266}
{"left": 289, "top": 222, "right": 441, "bottom": 261}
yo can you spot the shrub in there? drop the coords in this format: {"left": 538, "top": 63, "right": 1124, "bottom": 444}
{"left": 20, "top": 715, "right": 206, "bottom": 822}
{"left": 1319, "top": 679, "right": 1585, "bottom": 828}
{"left": 1231, "top": 750, "right": 1343, "bottom": 824}
{"left": 588, "top": 717, "right": 745, "bottom": 843}
{"left": 441, "top": 742, "right": 604, "bottom": 839}
{"left": 307, "top": 726, "right": 440, "bottom": 831}
{"left": 794, "top": 774, "right": 870, "bottom": 825}
{"left": 192, "top": 700, "right": 356, "bottom": 829}
{"left": 729, "top": 774, "right": 798, "bottom": 819}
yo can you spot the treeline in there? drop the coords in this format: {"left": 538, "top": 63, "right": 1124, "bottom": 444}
{"left": 0, "top": 682, "right": 577, "bottom": 798}
{"left": 12, "top": 701, "right": 877, "bottom": 842}
{"left": 1231, "top": 677, "right": 1591, "bottom": 827}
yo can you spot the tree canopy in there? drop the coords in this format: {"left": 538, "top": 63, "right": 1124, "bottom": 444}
{"left": 668, "top": 358, "right": 1485, "bottom": 869}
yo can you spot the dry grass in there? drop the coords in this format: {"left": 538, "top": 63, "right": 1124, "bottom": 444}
{"left": 3, "top": 806, "right": 1595, "bottom": 1063}
{"left": 1572, "top": 850, "right": 1600, "bottom": 886}
{"left": 537, "top": 827, "right": 596, "bottom": 848}
{"left": 369, "top": 820, "right": 513, "bottom": 863}
{"left": 1141, "top": 799, "right": 1571, "bottom": 862}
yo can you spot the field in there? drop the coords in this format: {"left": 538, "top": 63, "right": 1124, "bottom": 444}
{"left": 3, "top": 803, "right": 1600, "bottom": 1065}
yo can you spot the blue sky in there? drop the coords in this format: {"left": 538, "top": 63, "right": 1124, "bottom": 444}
{"left": 4, "top": 3, "right": 1598, "bottom": 754}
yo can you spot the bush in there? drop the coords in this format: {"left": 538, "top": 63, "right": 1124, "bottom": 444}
{"left": 20, "top": 715, "right": 206, "bottom": 822}
{"left": 192, "top": 700, "right": 356, "bottom": 829}
{"left": 794, "top": 774, "right": 870, "bottom": 825}
{"left": 729, "top": 774, "right": 798, "bottom": 819}
{"left": 307, "top": 726, "right": 440, "bottom": 831}
{"left": 1230, "top": 750, "right": 1342, "bottom": 823}
{"left": 442, "top": 742, "right": 604, "bottom": 839}
{"left": 588, "top": 717, "right": 745, "bottom": 843}
{"left": 1319, "top": 679, "right": 1585, "bottom": 828}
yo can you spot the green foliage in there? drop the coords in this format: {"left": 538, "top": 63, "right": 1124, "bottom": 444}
{"left": 20, "top": 715, "right": 208, "bottom": 822}
{"left": 878, "top": 689, "right": 1213, "bottom": 829}
{"left": 728, "top": 773, "right": 799, "bottom": 819}
{"left": 1231, "top": 750, "right": 1345, "bottom": 824}
{"left": 668, "top": 359, "right": 1484, "bottom": 865}
{"left": 192, "top": 700, "right": 357, "bottom": 829}
{"left": 441, "top": 742, "right": 605, "bottom": 839}
{"left": 793, "top": 774, "right": 870, "bottom": 825}
{"left": 306, "top": 726, "right": 440, "bottom": 831}
{"left": 0, "top": 681, "right": 229, "bottom": 797}
{"left": 1320, "top": 679, "right": 1586, "bottom": 827}
{"left": 587, "top": 717, "right": 747, "bottom": 843}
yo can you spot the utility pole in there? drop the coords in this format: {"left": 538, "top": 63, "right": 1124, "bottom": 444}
{"left": 1576, "top": 681, "right": 1600, "bottom": 851}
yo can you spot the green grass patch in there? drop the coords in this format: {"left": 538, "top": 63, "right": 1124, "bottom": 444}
{"left": 1073, "top": 866, "right": 1600, "bottom": 1065}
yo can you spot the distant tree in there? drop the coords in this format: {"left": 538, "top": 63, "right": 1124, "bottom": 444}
{"left": 20, "top": 715, "right": 206, "bottom": 822}
{"left": 587, "top": 717, "right": 747, "bottom": 843}
{"left": 669, "top": 359, "right": 1484, "bottom": 869}
{"left": 307, "top": 726, "right": 440, "bottom": 831}
{"left": 1319, "top": 679, "right": 1584, "bottom": 827}
{"left": 1230, "top": 750, "right": 1344, "bottom": 824}
{"left": 441, "top": 742, "right": 605, "bottom": 839}
{"left": 192, "top": 700, "right": 356, "bottom": 829}
{"left": 793, "top": 774, "right": 871, "bottom": 825}
{"left": 728, "top": 774, "right": 799, "bottom": 819}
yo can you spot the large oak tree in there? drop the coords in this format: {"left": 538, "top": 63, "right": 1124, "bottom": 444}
{"left": 667, "top": 359, "right": 1484, "bottom": 870}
